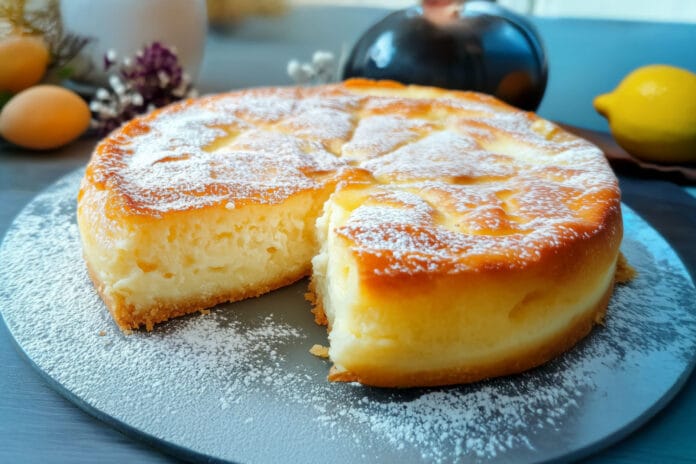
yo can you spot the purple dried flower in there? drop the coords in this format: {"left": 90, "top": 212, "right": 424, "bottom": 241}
{"left": 121, "top": 42, "right": 188, "bottom": 108}
{"left": 90, "top": 42, "right": 196, "bottom": 136}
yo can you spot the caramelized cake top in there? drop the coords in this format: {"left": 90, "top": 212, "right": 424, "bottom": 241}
{"left": 84, "top": 79, "right": 621, "bottom": 274}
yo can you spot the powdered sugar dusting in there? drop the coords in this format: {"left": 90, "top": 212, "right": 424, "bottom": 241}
{"left": 361, "top": 130, "right": 516, "bottom": 182}
{"left": 88, "top": 83, "right": 617, "bottom": 225}
{"left": 341, "top": 115, "right": 434, "bottom": 161}
{"left": 92, "top": 82, "right": 620, "bottom": 275}
{"left": 335, "top": 176, "right": 615, "bottom": 275}
{"left": 1, "top": 171, "right": 695, "bottom": 463}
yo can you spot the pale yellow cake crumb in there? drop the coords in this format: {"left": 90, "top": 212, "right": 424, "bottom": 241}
{"left": 310, "top": 344, "right": 329, "bottom": 358}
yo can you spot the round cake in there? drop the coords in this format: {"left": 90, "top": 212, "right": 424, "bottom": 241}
{"left": 78, "top": 79, "right": 623, "bottom": 387}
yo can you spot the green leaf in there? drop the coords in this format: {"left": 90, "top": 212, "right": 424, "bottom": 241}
{"left": 57, "top": 66, "right": 75, "bottom": 80}
{"left": 0, "top": 91, "right": 14, "bottom": 112}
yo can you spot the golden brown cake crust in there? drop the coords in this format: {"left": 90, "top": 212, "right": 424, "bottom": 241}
{"left": 84, "top": 78, "right": 621, "bottom": 280}
{"left": 84, "top": 85, "right": 366, "bottom": 218}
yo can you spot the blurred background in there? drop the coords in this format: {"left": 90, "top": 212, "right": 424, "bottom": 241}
{"left": 209, "top": 0, "right": 696, "bottom": 23}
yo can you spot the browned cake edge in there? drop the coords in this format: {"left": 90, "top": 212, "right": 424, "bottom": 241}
{"left": 615, "top": 252, "right": 637, "bottom": 283}
{"left": 86, "top": 259, "right": 310, "bottom": 331}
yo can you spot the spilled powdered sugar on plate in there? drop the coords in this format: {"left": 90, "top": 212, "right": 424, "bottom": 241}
{"left": 1, "top": 169, "right": 695, "bottom": 464}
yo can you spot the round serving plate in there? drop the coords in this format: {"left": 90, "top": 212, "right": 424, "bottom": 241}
{"left": 1, "top": 169, "right": 695, "bottom": 463}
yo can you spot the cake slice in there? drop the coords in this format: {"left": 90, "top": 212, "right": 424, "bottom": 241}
{"left": 310, "top": 181, "right": 620, "bottom": 387}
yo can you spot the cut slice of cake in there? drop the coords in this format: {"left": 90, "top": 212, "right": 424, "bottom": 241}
{"left": 310, "top": 181, "right": 620, "bottom": 387}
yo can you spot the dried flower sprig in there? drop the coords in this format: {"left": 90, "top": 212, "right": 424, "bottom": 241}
{"left": 90, "top": 42, "right": 197, "bottom": 136}
{"left": 0, "top": 0, "right": 91, "bottom": 74}
{"left": 0, "top": 0, "right": 30, "bottom": 34}
{"left": 287, "top": 50, "right": 337, "bottom": 85}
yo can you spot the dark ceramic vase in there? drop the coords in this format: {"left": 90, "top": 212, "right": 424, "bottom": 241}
{"left": 342, "top": 0, "right": 548, "bottom": 111}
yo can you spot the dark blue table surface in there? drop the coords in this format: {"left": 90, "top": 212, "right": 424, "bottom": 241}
{"left": 1, "top": 6, "right": 695, "bottom": 463}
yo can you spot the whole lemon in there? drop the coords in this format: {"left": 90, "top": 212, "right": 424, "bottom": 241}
{"left": 0, "top": 85, "right": 91, "bottom": 150}
{"left": 0, "top": 35, "right": 50, "bottom": 93}
{"left": 594, "top": 65, "right": 696, "bottom": 164}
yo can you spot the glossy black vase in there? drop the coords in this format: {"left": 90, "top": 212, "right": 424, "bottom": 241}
{"left": 342, "top": 1, "right": 548, "bottom": 111}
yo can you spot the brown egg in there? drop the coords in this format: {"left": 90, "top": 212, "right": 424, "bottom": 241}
{"left": 0, "top": 85, "right": 91, "bottom": 150}
{"left": 0, "top": 35, "right": 50, "bottom": 93}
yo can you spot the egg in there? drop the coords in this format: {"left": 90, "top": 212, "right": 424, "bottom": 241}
{"left": 0, "top": 85, "right": 91, "bottom": 150}
{"left": 0, "top": 35, "right": 50, "bottom": 93}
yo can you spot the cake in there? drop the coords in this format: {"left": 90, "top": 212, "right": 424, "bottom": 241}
{"left": 78, "top": 79, "right": 623, "bottom": 387}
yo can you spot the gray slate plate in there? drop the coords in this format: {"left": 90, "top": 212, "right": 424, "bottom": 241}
{"left": 1, "top": 169, "right": 695, "bottom": 464}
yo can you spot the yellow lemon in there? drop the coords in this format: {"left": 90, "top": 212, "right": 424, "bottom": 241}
{"left": 594, "top": 64, "right": 696, "bottom": 164}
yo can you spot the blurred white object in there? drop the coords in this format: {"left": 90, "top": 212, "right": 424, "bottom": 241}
{"left": 61, "top": 0, "right": 208, "bottom": 86}
{"left": 531, "top": 0, "right": 696, "bottom": 23}
{"left": 287, "top": 50, "right": 337, "bottom": 85}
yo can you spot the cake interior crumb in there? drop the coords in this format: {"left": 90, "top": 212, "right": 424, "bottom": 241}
{"left": 310, "top": 344, "right": 329, "bottom": 358}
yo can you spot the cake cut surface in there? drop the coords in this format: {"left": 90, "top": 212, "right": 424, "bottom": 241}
{"left": 78, "top": 79, "right": 622, "bottom": 387}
